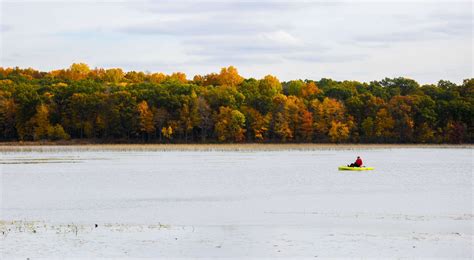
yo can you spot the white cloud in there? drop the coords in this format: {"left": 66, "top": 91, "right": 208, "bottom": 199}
{"left": 258, "top": 31, "right": 303, "bottom": 47}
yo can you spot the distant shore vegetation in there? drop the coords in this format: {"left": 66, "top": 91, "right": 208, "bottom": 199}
{"left": 0, "top": 64, "right": 472, "bottom": 143}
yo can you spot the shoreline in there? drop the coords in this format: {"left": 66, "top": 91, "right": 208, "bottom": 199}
{"left": 0, "top": 142, "right": 472, "bottom": 152}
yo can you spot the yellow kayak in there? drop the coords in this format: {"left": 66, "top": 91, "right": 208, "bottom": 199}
{"left": 338, "top": 166, "right": 374, "bottom": 171}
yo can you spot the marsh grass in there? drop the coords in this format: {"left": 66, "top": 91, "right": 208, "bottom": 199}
{"left": 0, "top": 143, "right": 471, "bottom": 153}
{"left": 0, "top": 220, "right": 172, "bottom": 237}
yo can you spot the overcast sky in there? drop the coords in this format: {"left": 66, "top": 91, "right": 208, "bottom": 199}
{"left": 0, "top": 0, "right": 472, "bottom": 83}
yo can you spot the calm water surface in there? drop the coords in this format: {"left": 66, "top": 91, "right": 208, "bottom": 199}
{"left": 0, "top": 147, "right": 472, "bottom": 258}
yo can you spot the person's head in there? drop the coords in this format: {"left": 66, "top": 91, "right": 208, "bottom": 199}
{"left": 357, "top": 156, "right": 360, "bottom": 158}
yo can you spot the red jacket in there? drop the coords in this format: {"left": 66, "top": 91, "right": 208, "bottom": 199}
{"left": 355, "top": 158, "right": 363, "bottom": 166}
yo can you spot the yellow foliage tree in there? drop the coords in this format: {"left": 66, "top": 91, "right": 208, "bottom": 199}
{"left": 168, "top": 72, "right": 187, "bottom": 83}
{"left": 218, "top": 66, "right": 244, "bottom": 87}
{"left": 31, "top": 104, "right": 51, "bottom": 140}
{"left": 271, "top": 94, "right": 293, "bottom": 141}
{"left": 105, "top": 68, "right": 124, "bottom": 83}
{"left": 328, "top": 120, "right": 350, "bottom": 143}
{"left": 137, "top": 101, "right": 155, "bottom": 136}
{"left": 68, "top": 63, "right": 90, "bottom": 80}
{"left": 215, "top": 106, "right": 246, "bottom": 142}
{"left": 162, "top": 126, "right": 173, "bottom": 140}
{"left": 312, "top": 98, "right": 347, "bottom": 139}
{"left": 149, "top": 72, "right": 166, "bottom": 84}
{"left": 260, "top": 75, "right": 282, "bottom": 96}
{"left": 374, "top": 108, "right": 395, "bottom": 139}
{"left": 241, "top": 106, "right": 269, "bottom": 141}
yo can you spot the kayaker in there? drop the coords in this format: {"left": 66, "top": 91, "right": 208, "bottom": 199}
{"left": 348, "top": 156, "right": 363, "bottom": 167}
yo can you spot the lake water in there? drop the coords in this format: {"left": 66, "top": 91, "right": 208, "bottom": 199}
{"left": 0, "top": 146, "right": 472, "bottom": 258}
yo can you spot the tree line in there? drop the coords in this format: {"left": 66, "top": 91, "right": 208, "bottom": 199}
{"left": 0, "top": 64, "right": 472, "bottom": 143}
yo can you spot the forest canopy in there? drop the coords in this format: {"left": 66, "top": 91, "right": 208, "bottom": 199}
{"left": 0, "top": 64, "right": 472, "bottom": 143}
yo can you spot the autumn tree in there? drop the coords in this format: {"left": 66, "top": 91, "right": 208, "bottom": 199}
{"left": 162, "top": 126, "right": 173, "bottom": 141}
{"left": 201, "top": 73, "right": 220, "bottom": 86}
{"left": 388, "top": 96, "right": 415, "bottom": 142}
{"left": 374, "top": 108, "right": 395, "bottom": 141}
{"left": 0, "top": 96, "right": 17, "bottom": 139}
{"left": 31, "top": 104, "right": 51, "bottom": 140}
{"left": 328, "top": 120, "right": 350, "bottom": 143}
{"left": 68, "top": 63, "right": 90, "bottom": 81}
{"left": 168, "top": 72, "right": 187, "bottom": 84}
{"left": 241, "top": 106, "right": 269, "bottom": 141}
{"left": 311, "top": 98, "right": 349, "bottom": 142}
{"left": 256, "top": 75, "right": 282, "bottom": 114}
{"left": 178, "top": 99, "right": 199, "bottom": 142}
{"left": 270, "top": 94, "right": 293, "bottom": 141}
{"left": 104, "top": 68, "right": 124, "bottom": 83}
{"left": 26, "top": 104, "right": 68, "bottom": 141}
{"left": 0, "top": 64, "right": 471, "bottom": 144}
{"left": 284, "top": 80, "right": 320, "bottom": 101}
{"left": 125, "top": 71, "right": 146, "bottom": 83}
{"left": 149, "top": 72, "right": 167, "bottom": 84}
{"left": 47, "top": 124, "right": 70, "bottom": 140}
{"left": 299, "top": 109, "right": 314, "bottom": 141}
{"left": 137, "top": 101, "right": 155, "bottom": 139}
{"left": 301, "top": 81, "right": 321, "bottom": 100}
{"left": 218, "top": 66, "right": 244, "bottom": 87}
{"left": 215, "top": 106, "right": 246, "bottom": 142}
